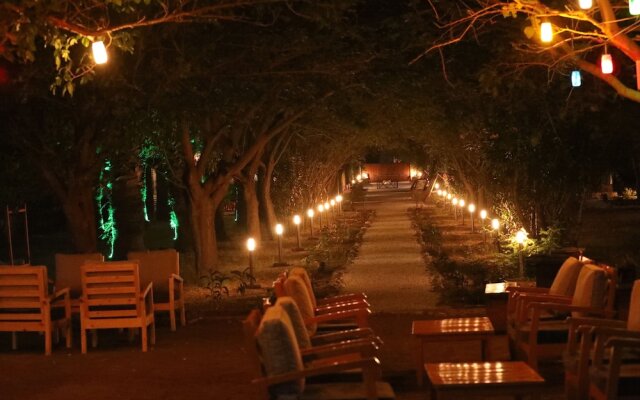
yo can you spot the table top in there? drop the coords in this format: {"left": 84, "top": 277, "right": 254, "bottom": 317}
{"left": 484, "top": 281, "right": 536, "bottom": 295}
{"left": 425, "top": 361, "right": 545, "bottom": 388}
{"left": 412, "top": 317, "right": 494, "bottom": 336}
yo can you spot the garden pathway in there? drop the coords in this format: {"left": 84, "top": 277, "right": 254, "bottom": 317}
{"left": 342, "top": 182, "right": 438, "bottom": 313}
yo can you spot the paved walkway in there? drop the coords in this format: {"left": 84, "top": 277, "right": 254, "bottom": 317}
{"left": 342, "top": 182, "right": 438, "bottom": 313}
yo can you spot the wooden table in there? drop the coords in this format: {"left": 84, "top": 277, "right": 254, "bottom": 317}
{"left": 425, "top": 361, "right": 545, "bottom": 399}
{"left": 412, "top": 317, "right": 495, "bottom": 386}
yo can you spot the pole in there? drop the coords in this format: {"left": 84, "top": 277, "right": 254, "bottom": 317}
{"left": 470, "top": 212, "right": 475, "bottom": 233}
{"left": 277, "top": 235, "right": 283, "bottom": 264}
{"left": 518, "top": 243, "right": 524, "bottom": 277}
{"left": 309, "top": 216, "right": 314, "bottom": 237}
{"left": 296, "top": 224, "right": 301, "bottom": 249}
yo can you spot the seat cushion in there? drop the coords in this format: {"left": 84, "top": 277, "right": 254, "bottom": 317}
{"left": 284, "top": 275, "right": 317, "bottom": 336}
{"left": 571, "top": 264, "right": 606, "bottom": 317}
{"left": 549, "top": 257, "right": 583, "bottom": 297}
{"left": 276, "top": 296, "right": 312, "bottom": 349}
{"left": 627, "top": 280, "right": 640, "bottom": 331}
{"left": 290, "top": 267, "right": 317, "bottom": 309}
{"left": 258, "top": 306, "right": 304, "bottom": 396}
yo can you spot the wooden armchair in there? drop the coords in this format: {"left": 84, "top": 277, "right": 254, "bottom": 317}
{"left": 79, "top": 261, "right": 155, "bottom": 353}
{"left": 54, "top": 252, "right": 104, "bottom": 313}
{"left": 289, "top": 267, "right": 369, "bottom": 311}
{"left": 512, "top": 264, "right": 616, "bottom": 370}
{"left": 507, "top": 256, "right": 584, "bottom": 339}
{"left": 564, "top": 279, "right": 640, "bottom": 399}
{"left": 127, "top": 249, "right": 185, "bottom": 331}
{"left": 589, "top": 337, "right": 640, "bottom": 400}
{"left": 245, "top": 305, "right": 395, "bottom": 400}
{"left": 281, "top": 275, "right": 371, "bottom": 336}
{"left": 0, "top": 265, "right": 72, "bottom": 355}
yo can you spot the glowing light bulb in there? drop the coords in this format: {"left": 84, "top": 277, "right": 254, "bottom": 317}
{"left": 579, "top": 0, "right": 592, "bottom": 9}
{"left": 336, "top": 195, "right": 343, "bottom": 203}
{"left": 293, "top": 215, "right": 301, "bottom": 225}
{"left": 480, "top": 210, "right": 487, "bottom": 220}
{"left": 540, "top": 22, "right": 553, "bottom": 43}
{"left": 491, "top": 219, "right": 500, "bottom": 230}
{"left": 468, "top": 203, "right": 476, "bottom": 213}
{"left": 275, "top": 224, "right": 284, "bottom": 235}
{"left": 246, "top": 238, "right": 256, "bottom": 252}
{"left": 601, "top": 53, "right": 613, "bottom": 74}
{"left": 515, "top": 228, "right": 528, "bottom": 244}
{"left": 571, "top": 70, "right": 582, "bottom": 87}
{"left": 630, "top": 0, "right": 640, "bottom": 15}
{"left": 307, "top": 209, "right": 314, "bottom": 218}
{"left": 92, "top": 41, "right": 108, "bottom": 64}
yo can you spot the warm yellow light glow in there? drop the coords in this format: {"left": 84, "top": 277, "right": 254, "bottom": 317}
{"left": 540, "top": 22, "right": 553, "bottom": 43}
{"left": 356, "top": 174, "right": 362, "bottom": 181}
{"left": 324, "top": 201, "right": 330, "bottom": 209}
{"left": 410, "top": 168, "right": 417, "bottom": 178}
{"left": 417, "top": 172, "right": 423, "bottom": 178}
{"left": 92, "top": 41, "right": 108, "bottom": 64}
{"left": 601, "top": 53, "right": 613, "bottom": 74}
{"left": 307, "top": 209, "right": 314, "bottom": 218}
{"left": 459, "top": 199, "right": 465, "bottom": 208}
{"left": 293, "top": 215, "right": 301, "bottom": 225}
{"left": 491, "top": 219, "right": 500, "bottom": 230}
{"left": 480, "top": 210, "right": 487, "bottom": 220}
{"left": 275, "top": 224, "right": 284, "bottom": 235}
{"left": 330, "top": 199, "right": 335, "bottom": 207}
{"left": 515, "top": 228, "right": 528, "bottom": 244}
{"left": 468, "top": 203, "right": 476, "bottom": 213}
{"left": 351, "top": 179, "right": 356, "bottom": 184}
{"left": 434, "top": 183, "right": 440, "bottom": 190}
{"left": 246, "top": 238, "right": 256, "bottom": 252}
{"left": 436, "top": 189, "right": 443, "bottom": 196}
{"left": 336, "top": 195, "right": 343, "bottom": 203}
{"left": 442, "top": 190, "right": 448, "bottom": 197}
{"left": 362, "top": 172, "right": 369, "bottom": 179}
{"left": 446, "top": 193, "right": 452, "bottom": 200}
{"left": 452, "top": 198, "right": 458, "bottom": 206}
{"left": 317, "top": 204, "right": 324, "bottom": 212}
{"left": 579, "top": 0, "right": 592, "bottom": 9}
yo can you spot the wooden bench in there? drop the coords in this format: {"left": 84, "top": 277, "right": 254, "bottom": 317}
{"left": 0, "top": 265, "right": 72, "bottom": 355}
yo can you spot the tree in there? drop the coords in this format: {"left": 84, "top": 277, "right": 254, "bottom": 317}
{"left": 420, "top": 0, "right": 640, "bottom": 103}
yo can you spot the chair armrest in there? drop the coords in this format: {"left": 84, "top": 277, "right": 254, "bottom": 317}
{"left": 311, "top": 328, "right": 382, "bottom": 345}
{"left": 300, "top": 339, "right": 379, "bottom": 358}
{"left": 515, "top": 294, "right": 572, "bottom": 323}
{"left": 51, "top": 287, "right": 70, "bottom": 301}
{"left": 529, "top": 301, "right": 605, "bottom": 316}
{"left": 170, "top": 273, "right": 184, "bottom": 283}
{"left": 605, "top": 337, "right": 640, "bottom": 350}
{"left": 566, "top": 317, "right": 625, "bottom": 354}
{"left": 307, "top": 308, "right": 371, "bottom": 327}
{"left": 317, "top": 293, "right": 367, "bottom": 306}
{"left": 252, "top": 356, "right": 381, "bottom": 386}
{"left": 506, "top": 286, "right": 548, "bottom": 294}
{"left": 141, "top": 282, "right": 153, "bottom": 300}
{"left": 315, "top": 300, "right": 369, "bottom": 314}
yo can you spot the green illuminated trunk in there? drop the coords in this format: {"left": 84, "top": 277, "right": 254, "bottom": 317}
{"left": 260, "top": 158, "right": 277, "bottom": 239}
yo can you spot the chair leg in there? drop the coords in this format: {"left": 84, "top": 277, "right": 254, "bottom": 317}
{"left": 11, "top": 332, "right": 17, "bottom": 350}
{"left": 81, "top": 327, "right": 87, "bottom": 354}
{"left": 170, "top": 308, "right": 177, "bottom": 332}
{"left": 151, "top": 320, "right": 156, "bottom": 345}
{"left": 141, "top": 326, "right": 148, "bottom": 352}
{"left": 65, "top": 321, "right": 72, "bottom": 349}
{"left": 180, "top": 302, "right": 186, "bottom": 327}
{"left": 45, "top": 329, "right": 52, "bottom": 356}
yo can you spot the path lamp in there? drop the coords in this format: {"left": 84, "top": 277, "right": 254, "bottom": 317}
{"left": 515, "top": 229, "right": 528, "bottom": 278}
{"left": 307, "top": 209, "right": 315, "bottom": 238}
{"left": 273, "top": 224, "right": 288, "bottom": 266}
{"left": 452, "top": 198, "right": 459, "bottom": 220}
{"left": 458, "top": 199, "right": 466, "bottom": 224}
{"left": 480, "top": 210, "right": 488, "bottom": 242}
{"left": 324, "top": 201, "right": 331, "bottom": 225}
{"left": 247, "top": 238, "right": 257, "bottom": 285}
{"left": 292, "top": 215, "right": 303, "bottom": 251}
{"left": 336, "top": 195, "right": 343, "bottom": 213}
{"left": 317, "top": 204, "right": 324, "bottom": 228}
{"left": 92, "top": 41, "right": 108, "bottom": 64}
{"left": 491, "top": 218, "right": 501, "bottom": 252}
{"left": 468, "top": 203, "right": 476, "bottom": 233}
{"left": 446, "top": 193, "right": 452, "bottom": 211}
{"left": 434, "top": 183, "right": 440, "bottom": 190}
{"left": 330, "top": 199, "right": 336, "bottom": 221}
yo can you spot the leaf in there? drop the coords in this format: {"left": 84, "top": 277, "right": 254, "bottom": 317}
{"left": 67, "top": 82, "right": 74, "bottom": 97}
{"left": 523, "top": 26, "right": 535, "bottom": 39}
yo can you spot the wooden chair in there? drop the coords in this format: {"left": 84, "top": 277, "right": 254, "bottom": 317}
{"left": 280, "top": 275, "right": 371, "bottom": 337}
{"left": 589, "top": 337, "right": 640, "bottom": 400}
{"left": 288, "top": 267, "right": 369, "bottom": 311}
{"left": 0, "top": 265, "right": 72, "bottom": 355}
{"left": 507, "top": 256, "right": 584, "bottom": 340}
{"left": 54, "top": 252, "right": 104, "bottom": 313}
{"left": 512, "top": 264, "right": 617, "bottom": 370}
{"left": 564, "top": 279, "right": 640, "bottom": 399}
{"left": 79, "top": 261, "right": 155, "bottom": 353}
{"left": 127, "top": 249, "right": 185, "bottom": 331}
{"left": 245, "top": 305, "right": 395, "bottom": 400}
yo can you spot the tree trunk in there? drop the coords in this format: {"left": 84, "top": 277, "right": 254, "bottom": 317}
{"left": 215, "top": 201, "right": 230, "bottom": 242}
{"left": 260, "top": 159, "right": 277, "bottom": 239}
{"left": 242, "top": 178, "right": 262, "bottom": 242}
{"left": 61, "top": 185, "right": 98, "bottom": 253}
{"left": 113, "top": 165, "right": 146, "bottom": 258}
{"left": 189, "top": 193, "right": 218, "bottom": 275}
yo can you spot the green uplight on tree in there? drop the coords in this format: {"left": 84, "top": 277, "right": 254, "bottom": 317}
{"left": 168, "top": 197, "right": 179, "bottom": 240}
{"left": 97, "top": 160, "right": 117, "bottom": 259}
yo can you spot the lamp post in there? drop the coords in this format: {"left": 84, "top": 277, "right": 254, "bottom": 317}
{"left": 468, "top": 203, "right": 476, "bottom": 232}
{"left": 293, "top": 215, "right": 303, "bottom": 251}
{"left": 452, "top": 198, "right": 458, "bottom": 220}
{"left": 446, "top": 193, "right": 452, "bottom": 211}
{"left": 317, "top": 204, "right": 324, "bottom": 228}
{"left": 515, "top": 229, "right": 528, "bottom": 278}
{"left": 307, "top": 208, "right": 315, "bottom": 238}
{"left": 324, "top": 201, "right": 331, "bottom": 226}
{"left": 330, "top": 199, "right": 336, "bottom": 221}
{"left": 459, "top": 199, "right": 466, "bottom": 224}
{"left": 273, "top": 224, "right": 286, "bottom": 266}
{"left": 491, "top": 218, "right": 500, "bottom": 252}
{"left": 480, "top": 210, "right": 488, "bottom": 243}
{"left": 336, "top": 195, "right": 343, "bottom": 213}
{"left": 247, "top": 238, "right": 257, "bottom": 286}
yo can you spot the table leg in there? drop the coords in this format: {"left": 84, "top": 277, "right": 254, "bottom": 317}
{"left": 416, "top": 338, "right": 424, "bottom": 386}
{"left": 482, "top": 337, "right": 491, "bottom": 361}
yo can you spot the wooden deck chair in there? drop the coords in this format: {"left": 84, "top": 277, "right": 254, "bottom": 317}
{"left": 247, "top": 306, "right": 395, "bottom": 400}
{"left": 289, "top": 267, "right": 369, "bottom": 311}
{"left": 564, "top": 279, "right": 640, "bottom": 399}
{"left": 512, "top": 264, "right": 617, "bottom": 370}
{"left": 127, "top": 249, "right": 185, "bottom": 331}
{"left": 589, "top": 337, "right": 640, "bottom": 400}
{"left": 54, "top": 253, "right": 104, "bottom": 313}
{"left": 0, "top": 265, "right": 72, "bottom": 355}
{"left": 282, "top": 275, "right": 371, "bottom": 336}
{"left": 79, "top": 261, "right": 155, "bottom": 353}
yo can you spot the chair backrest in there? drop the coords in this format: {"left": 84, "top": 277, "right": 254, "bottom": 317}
{"left": 55, "top": 253, "right": 105, "bottom": 297}
{"left": 275, "top": 296, "right": 312, "bottom": 348}
{"left": 289, "top": 267, "right": 317, "bottom": 308}
{"left": 571, "top": 264, "right": 616, "bottom": 317}
{"left": 548, "top": 257, "right": 583, "bottom": 296}
{"left": 0, "top": 265, "right": 48, "bottom": 327}
{"left": 283, "top": 275, "right": 317, "bottom": 336}
{"left": 127, "top": 249, "right": 179, "bottom": 292}
{"left": 80, "top": 261, "right": 142, "bottom": 320}
{"left": 627, "top": 280, "right": 640, "bottom": 331}
{"left": 256, "top": 305, "right": 305, "bottom": 396}
{"left": 242, "top": 309, "right": 266, "bottom": 382}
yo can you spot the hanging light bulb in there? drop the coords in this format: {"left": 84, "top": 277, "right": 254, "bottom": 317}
{"left": 540, "top": 22, "right": 553, "bottom": 43}
{"left": 92, "top": 41, "right": 108, "bottom": 64}
{"left": 571, "top": 70, "right": 582, "bottom": 87}
{"left": 601, "top": 53, "right": 613, "bottom": 74}
{"left": 579, "top": 0, "right": 593, "bottom": 9}
{"left": 630, "top": 0, "right": 640, "bottom": 15}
